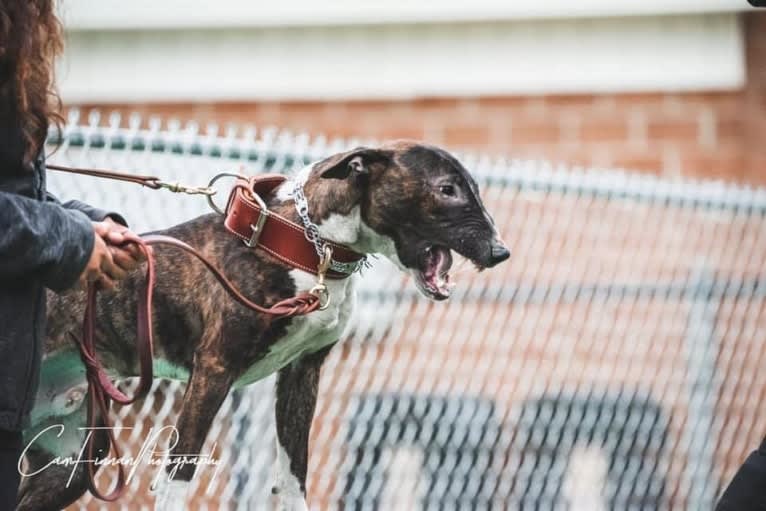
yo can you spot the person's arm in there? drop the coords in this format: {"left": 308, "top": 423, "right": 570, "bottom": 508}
{"left": 45, "top": 192, "right": 128, "bottom": 226}
{"left": 0, "top": 190, "right": 94, "bottom": 292}
{"left": 716, "top": 437, "right": 766, "bottom": 510}
{"left": 45, "top": 192, "right": 146, "bottom": 273}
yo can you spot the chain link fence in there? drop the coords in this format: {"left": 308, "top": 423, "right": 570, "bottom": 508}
{"left": 47, "top": 110, "right": 766, "bottom": 511}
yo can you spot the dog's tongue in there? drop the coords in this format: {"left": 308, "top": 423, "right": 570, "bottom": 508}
{"left": 425, "top": 247, "right": 453, "bottom": 297}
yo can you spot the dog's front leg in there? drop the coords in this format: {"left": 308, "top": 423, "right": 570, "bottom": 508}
{"left": 273, "top": 344, "right": 334, "bottom": 511}
{"left": 153, "top": 354, "right": 233, "bottom": 511}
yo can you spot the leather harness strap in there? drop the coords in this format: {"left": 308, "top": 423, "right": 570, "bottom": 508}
{"left": 223, "top": 174, "right": 366, "bottom": 278}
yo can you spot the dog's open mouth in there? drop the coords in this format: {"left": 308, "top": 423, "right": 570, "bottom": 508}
{"left": 414, "top": 245, "right": 454, "bottom": 300}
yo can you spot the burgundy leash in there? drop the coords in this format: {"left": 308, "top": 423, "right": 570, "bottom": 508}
{"left": 46, "top": 164, "right": 216, "bottom": 196}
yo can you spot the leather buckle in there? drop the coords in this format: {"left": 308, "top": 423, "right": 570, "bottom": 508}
{"left": 244, "top": 192, "right": 269, "bottom": 248}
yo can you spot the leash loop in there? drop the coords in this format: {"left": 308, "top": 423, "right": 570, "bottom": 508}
{"left": 75, "top": 234, "right": 155, "bottom": 502}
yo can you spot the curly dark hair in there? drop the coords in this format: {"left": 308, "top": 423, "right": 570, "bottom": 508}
{"left": 0, "top": 0, "right": 64, "bottom": 166}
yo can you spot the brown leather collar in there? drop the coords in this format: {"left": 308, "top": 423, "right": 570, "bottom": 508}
{"left": 223, "top": 174, "right": 367, "bottom": 279}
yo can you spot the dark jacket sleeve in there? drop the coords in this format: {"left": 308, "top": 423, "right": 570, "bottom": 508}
{"left": 716, "top": 438, "right": 766, "bottom": 510}
{"left": 45, "top": 193, "right": 128, "bottom": 227}
{"left": 0, "top": 190, "right": 94, "bottom": 292}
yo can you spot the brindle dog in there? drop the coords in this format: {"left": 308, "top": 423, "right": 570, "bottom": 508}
{"left": 16, "top": 141, "right": 509, "bottom": 511}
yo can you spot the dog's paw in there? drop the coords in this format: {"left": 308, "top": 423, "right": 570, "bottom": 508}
{"left": 275, "top": 495, "right": 310, "bottom": 511}
{"left": 152, "top": 479, "right": 189, "bottom": 511}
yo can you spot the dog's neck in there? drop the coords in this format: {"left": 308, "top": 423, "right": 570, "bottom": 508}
{"left": 273, "top": 164, "right": 404, "bottom": 269}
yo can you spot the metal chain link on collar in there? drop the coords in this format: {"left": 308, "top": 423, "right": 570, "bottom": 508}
{"left": 291, "top": 174, "right": 369, "bottom": 275}
{"left": 292, "top": 177, "right": 327, "bottom": 257}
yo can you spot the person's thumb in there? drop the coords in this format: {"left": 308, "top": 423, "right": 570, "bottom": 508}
{"left": 92, "top": 221, "right": 109, "bottom": 237}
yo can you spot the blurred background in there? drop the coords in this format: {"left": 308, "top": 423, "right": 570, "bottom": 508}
{"left": 49, "top": 1, "right": 766, "bottom": 509}
{"left": 57, "top": 0, "right": 766, "bottom": 185}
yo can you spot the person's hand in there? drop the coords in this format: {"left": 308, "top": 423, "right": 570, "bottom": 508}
{"left": 77, "top": 225, "right": 125, "bottom": 291}
{"left": 100, "top": 218, "right": 148, "bottom": 273}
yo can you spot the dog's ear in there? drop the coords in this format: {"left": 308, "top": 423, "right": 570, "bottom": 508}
{"left": 317, "top": 147, "right": 391, "bottom": 180}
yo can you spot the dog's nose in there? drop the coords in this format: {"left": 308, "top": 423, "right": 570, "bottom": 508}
{"left": 489, "top": 243, "right": 511, "bottom": 266}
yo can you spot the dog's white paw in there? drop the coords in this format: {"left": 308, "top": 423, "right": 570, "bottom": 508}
{"left": 272, "top": 483, "right": 309, "bottom": 511}
{"left": 273, "top": 441, "right": 309, "bottom": 510}
{"left": 152, "top": 478, "right": 189, "bottom": 511}
{"left": 275, "top": 495, "right": 310, "bottom": 511}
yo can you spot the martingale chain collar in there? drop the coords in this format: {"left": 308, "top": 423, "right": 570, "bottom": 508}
{"left": 291, "top": 175, "right": 368, "bottom": 275}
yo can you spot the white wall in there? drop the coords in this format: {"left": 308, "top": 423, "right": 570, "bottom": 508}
{"left": 57, "top": 13, "right": 745, "bottom": 103}
{"left": 61, "top": 0, "right": 752, "bottom": 29}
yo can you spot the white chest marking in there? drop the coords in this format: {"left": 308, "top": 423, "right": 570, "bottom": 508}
{"left": 152, "top": 478, "right": 189, "bottom": 511}
{"left": 358, "top": 222, "right": 406, "bottom": 270}
{"left": 149, "top": 271, "right": 356, "bottom": 388}
{"left": 233, "top": 270, "right": 357, "bottom": 388}
{"left": 319, "top": 207, "right": 360, "bottom": 245}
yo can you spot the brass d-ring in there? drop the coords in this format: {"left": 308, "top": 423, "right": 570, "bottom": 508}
{"left": 206, "top": 172, "right": 247, "bottom": 215}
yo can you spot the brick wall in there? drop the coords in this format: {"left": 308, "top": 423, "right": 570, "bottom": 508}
{"left": 72, "top": 13, "right": 766, "bottom": 186}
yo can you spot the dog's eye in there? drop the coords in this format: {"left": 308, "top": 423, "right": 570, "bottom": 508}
{"left": 439, "top": 184, "right": 457, "bottom": 197}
